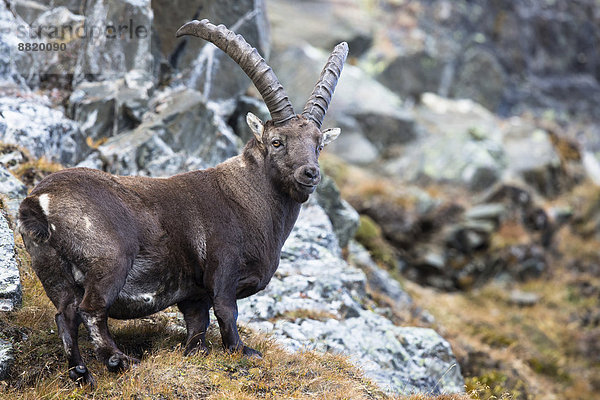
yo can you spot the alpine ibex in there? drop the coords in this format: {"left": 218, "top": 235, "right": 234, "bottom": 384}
{"left": 17, "top": 19, "right": 347, "bottom": 386}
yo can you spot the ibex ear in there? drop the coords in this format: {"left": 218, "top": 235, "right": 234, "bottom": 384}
{"left": 246, "top": 112, "right": 264, "bottom": 143}
{"left": 322, "top": 128, "right": 341, "bottom": 146}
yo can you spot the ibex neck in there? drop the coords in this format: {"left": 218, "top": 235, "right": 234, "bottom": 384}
{"left": 216, "top": 148, "right": 301, "bottom": 245}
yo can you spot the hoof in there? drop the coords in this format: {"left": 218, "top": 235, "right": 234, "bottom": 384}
{"left": 242, "top": 346, "right": 262, "bottom": 359}
{"left": 183, "top": 344, "right": 209, "bottom": 357}
{"left": 68, "top": 364, "right": 95, "bottom": 388}
{"left": 106, "top": 353, "right": 140, "bottom": 372}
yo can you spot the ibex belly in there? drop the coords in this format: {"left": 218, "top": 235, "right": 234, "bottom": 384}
{"left": 108, "top": 256, "right": 201, "bottom": 319}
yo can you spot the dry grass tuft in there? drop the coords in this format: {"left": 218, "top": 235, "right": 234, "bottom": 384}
{"left": 6, "top": 319, "right": 389, "bottom": 399}
{"left": 12, "top": 158, "right": 63, "bottom": 188}
{"left": 85, "top": 136, "right": 108, "bottom": 149}
{"left": 272, "top": 309, "right": 339, "bottom": 322}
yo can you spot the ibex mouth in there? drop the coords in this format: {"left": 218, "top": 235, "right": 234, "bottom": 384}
{"left": 294, "top": 166, "right": 320, "bottom": 190}
{"left": 295, "top": 180, "right": 319, "bottom": 195}
{"left": 297, "top": 183, "right": 317, "bottom": 195}
{"left": 298, "top": 182, "right": 317, "bottom": 189}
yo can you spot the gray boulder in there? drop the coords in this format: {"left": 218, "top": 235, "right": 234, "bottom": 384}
{"left": 324, "top": 128, "right": 379, "bottom": 165}
{"left": 377, "top": 51, "right": 445, "bottom": 101}
{"left": 73, "top": 0, "right": 153, "bottom": 82}
{"left": 0, "top": 2, "right": 29, "bottom": 86}
{"left": 315, "top": 174, "right": 359, "bottom": 248}
{"left": 381, "top": 93, "right": 570, "bottom": 198}
{"left": 97, "top": 87, "right": 241, "bottom": 176}
{"left": 11, "top": 0, "right": 49, "bottom": 25}
{"left": 502, "top": 121, "right": 565, "bottom": 198}
{"left": 68, "top": 80, "right": 121, "bottom": 140}
{"left": 3, "top": 0, "right": 154, "bottom": 87}
{"left": 12, "top": 0, "right": 85, "bottom": 21}
{"left": 0, "top": 166, "right": 27, "bottom": 220}
{"left": 0, "top": 96, "right": 89, "bottom": 166}
{"left": 450, "top": 47, "right": 507, "bottom": 112}
{"left": 46, "top": 0, "right": 87, "bottom": 15}
{"left": 69, "top": 72, "right": 152, "bottom": 141}
{"left": 228, "top": 95, "right": 270, "bottom": 143}
{"left": 383, "top": 93, "right": 504, "bottom": 191}
{"left": 0, "top": 213, "right": 22, "bottom": 312}
{"left": 373, "top": 0, "right": 600, "bottom": 118}
{"left": 0, "top": 338, "right": 13, "bottom": 380}
{"left": 165, "top": 0, "right": 270, "bottom": 101}
{"left": 267, "top": 0, "right": 374, "bottom": 57}
{"left": 347, "top": 240, "right": 413, "bottom": 311}
{"left": 239, "top": 201, "right": 464, "bottom": 395}
{"left": 24, "top": 7, "right": 85, "bottom": 77}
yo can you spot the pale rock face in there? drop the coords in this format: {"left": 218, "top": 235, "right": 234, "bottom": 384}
{"left": 0, "top": 166, "right": 27, "bottom": 220}
{"left": 239, "top": 201, "right": 465, "bottom": 395}
{"left": 0, "top": 213, "right": 22, "bottom": 313}
{"left": 0, "top": 96, "right": 89, "bottom": 166}
{"left": 157, "top": 0, "right": 270, "bottom": 101}
{"left": 0, "top": 339, "right": 13, "bottom": 380}
{"left": 0, "top": 0, "right": 466, "bottom": 392}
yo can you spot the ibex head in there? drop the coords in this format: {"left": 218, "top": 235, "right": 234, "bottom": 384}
{"left": 177, "top": 19, "right": 347, "bottom": 203}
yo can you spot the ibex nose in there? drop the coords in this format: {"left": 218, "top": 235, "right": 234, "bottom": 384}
{"left": 295, "top": 165, "right": 321, "bottom": 187}
{"left": 304, "top": 166, "right": 319, "bottom": 181}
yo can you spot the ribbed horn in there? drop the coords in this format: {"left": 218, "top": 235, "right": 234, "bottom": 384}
{"left": 176, "top": 19, "right": 295, "bottom": 124}
{"left": 302, "top": 42, "right": 348, "bottom": 129}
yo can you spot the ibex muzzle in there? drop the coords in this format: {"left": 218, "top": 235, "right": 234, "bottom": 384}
{"left": 18, "top": 19, "right": 347, "bottom": 387}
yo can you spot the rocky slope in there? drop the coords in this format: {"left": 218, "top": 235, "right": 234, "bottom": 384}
{"left": 265, "top": 1, "right": 600, "bottom": 398}
{"left": 0, "top": 0, "right": 466, "bottom": 396}
{"left": 239, "top": 201, "right": 463, "bottom": 394}
{"left": 2, "top": 0, "right": 600, "bottom": 398}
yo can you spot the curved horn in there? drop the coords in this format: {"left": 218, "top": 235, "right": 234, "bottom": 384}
{"left": 302, "top": 42, "right": 348, "bottom": 129}
{"left": 176, "top": 19, "right": 295, "bottom": 124}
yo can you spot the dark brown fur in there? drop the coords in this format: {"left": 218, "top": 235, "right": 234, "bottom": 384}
{"left": 18, "top": 116, "right": 337, "bottom": 386}
{"left": 18, "top": 17, "right": 347, "bottom": 386}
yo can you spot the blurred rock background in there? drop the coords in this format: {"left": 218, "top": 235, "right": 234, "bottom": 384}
{"left": 1, "top": 0, "right": 600, "bottom": 398}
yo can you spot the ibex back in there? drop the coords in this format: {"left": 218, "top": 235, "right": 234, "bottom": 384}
{"left": 18, "top": 19, "right": 347, "bottom": 387}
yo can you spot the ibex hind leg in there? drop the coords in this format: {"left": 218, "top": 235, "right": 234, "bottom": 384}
{"left": 78, "top": 257, "right": 140, "bottom": 372}
{"left": 25, "top": 239, "right": 95, "bottom": 386}
{"left": 178, "top": 296, "right": 212, "bottom": 356}
{"left": 56, "top": 301, "right": 95, "bottom": 387}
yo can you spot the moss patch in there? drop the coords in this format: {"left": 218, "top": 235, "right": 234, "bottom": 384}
{"left": 355, "top": 215, "right": 399, "bottom": 270}
{"left": 465, "top": 370, "right": 524, "bottom": 399}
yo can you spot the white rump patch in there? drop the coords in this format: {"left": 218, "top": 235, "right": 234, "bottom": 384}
{"left": 38, "top": 194, "right": 50, "bottom": 216}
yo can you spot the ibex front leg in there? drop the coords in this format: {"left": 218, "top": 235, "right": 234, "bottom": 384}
{"left": 208, "top": 251, "right": 261, "bottom": 358}
{"left": 213, "top": 295, "right": 261, "bottom": 357}
{"left": 178, "top": 296, "right": 211, "bottom": 356}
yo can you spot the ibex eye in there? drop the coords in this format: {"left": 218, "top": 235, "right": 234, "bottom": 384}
{"left": 272, "top": 140, "right": 282, "bottom": 148}
{"left": 318, "top": 145, "right": 324, "bottom": 152}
